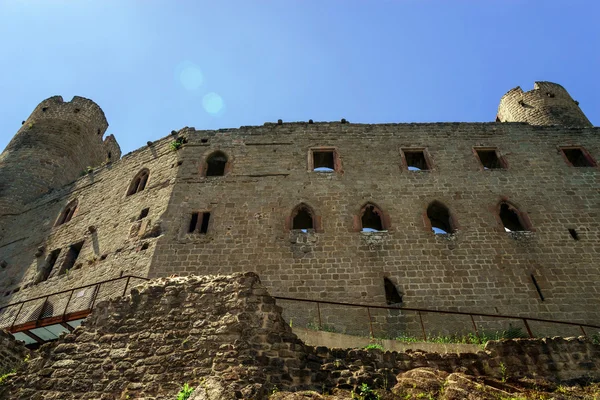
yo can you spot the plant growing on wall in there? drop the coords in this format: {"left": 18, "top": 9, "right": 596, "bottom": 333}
{"left": 170, "top": 137, "right": 187, "bottom": 151}
{"left": 177, "top": 383, "right": 194, "bottom": 400}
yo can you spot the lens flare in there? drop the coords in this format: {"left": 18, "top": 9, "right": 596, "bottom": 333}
{"left": 202, "top": 92, "right": 224, "bottom": 115}
{"left": 176, "top": 62, "right": 204, "bottom": 91}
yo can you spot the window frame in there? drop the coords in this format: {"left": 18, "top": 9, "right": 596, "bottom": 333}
{"left": 126, "top": 169, "right": 150, "bottom": 197}
{"left": 55, "top": 200, "right": 78, "bottom": 227}
{"left": 308, "top": 147, "right": 342, "bottom": 173}
{"left": 473, "top": 147, "right": 508, "bottom": 170}
{"left": 286, "top": 203, "right": 323, "bottom": 232}
{"left": 188, "top": 211, "right": 212, "bottom": 234}
{"left": 558, "top": 146, "right": 597, "bottom": 168}
{"left": 400, "top": 147, "right": 433, "bottom": 172}
{"left": 202, "top": 151, "right": 231, "bottom": 177}
{"left": 353, "top": 202, "right": 390, "bottom": 232}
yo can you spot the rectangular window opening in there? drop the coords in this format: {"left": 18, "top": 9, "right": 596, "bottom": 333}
{"left": 530, "top": 274, "right": 545, "bottom": 301}
{"left": 562, "top": 148, "right": 595, "bottom": 167}
{"left": 403, "top": 150, "right": 429, "bottom": 171}
{"left": 139, "top": 208, "right": 150, "bottom": 220}
{"left": 476, "top": 149, "right": 505, "bottom": 169}
{"left": 200, "top": 212, "right": 210, "bottom": 234}
{"left": 40, "top": 249, "right": 61, "bottom": 282}
{"left": 312, "top": 150, "right": 335, "bottom": 172}
{"left": 59, "top": 241, "right": 84, "bottom": 275}
{"left": 189, "top": 212, "right": 199, "bottom": 233}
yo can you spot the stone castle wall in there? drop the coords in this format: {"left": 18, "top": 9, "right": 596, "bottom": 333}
{"left": 0, "top": 83, "right": 598, "bottom": 337}
{"left": 0, "top": 134, "right": 179, "bottom": 323}
{"left": 0, "top": 330, "right": 30, "bottom": 376}
{"left": 0, "top": 274, "right": 598, "bottom": 399}
{"left": 150, "top": 122, "right": 600, "bottom": 336}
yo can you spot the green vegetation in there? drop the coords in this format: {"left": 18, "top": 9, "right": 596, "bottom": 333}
{"left": 306, "top": 321, "right": 338, "bottom": 333}
{"left": 351, "top": 383, "right": 380, "bottom": 400}
{"left": 500, "top": 362, "right": 509, "bottom": 383}
{"left": 170, "top": 137, "right": 186, "bottom": 151}
{"left": 363, "top": 343, "right": 384, "bottom": 351}
{"left": 591, "top": 331, "right": 600, "bottom": 345}
{"left": 394, "top": 326, "right": 528, "bottom": 347}
{"left": 176, "top": 383, "right": 194, "bottom": 400}
{"left": 0, "top": 369, "right": 16, "bottom": 386}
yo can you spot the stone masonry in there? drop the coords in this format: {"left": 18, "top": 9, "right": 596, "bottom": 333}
{"left": 0, "top": 82, "right": 599, "bottom": 337}
{"left": 0, "top": 273, "right": 598, "bottom": 399}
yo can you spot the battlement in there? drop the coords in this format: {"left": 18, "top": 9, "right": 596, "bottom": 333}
{"left": 28, "top": 95, "right": 108, "bottom": 136}
{"left": 498, "top": 81, "right": 592, "bottom": 127}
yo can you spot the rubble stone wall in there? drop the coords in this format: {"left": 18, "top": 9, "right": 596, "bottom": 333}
{"left": 0, "top": 274, "right": 598, "bottom": 400}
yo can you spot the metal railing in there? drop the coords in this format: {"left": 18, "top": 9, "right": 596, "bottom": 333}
{"left": 274, "top": 296, "right": 600, "bottom": 341}
{"left": 2, "top": 275, "right": 598, "bottom": 342}
{"left": 0, "top": 275, "right": 149, "bottom": 332}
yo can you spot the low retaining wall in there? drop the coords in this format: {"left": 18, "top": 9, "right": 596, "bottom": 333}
{"left": 0, "top": 273, "right": 598, "bottom": 399}
{"left": 293, "top": 327, "right": 481, "bottom": 353}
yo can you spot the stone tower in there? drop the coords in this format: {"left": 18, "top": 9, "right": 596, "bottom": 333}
{"left": 497, "top": 81, "right": 592, "bottom": 127}
{"left": 0, "top": 96, "right": 121, "bottom": 215}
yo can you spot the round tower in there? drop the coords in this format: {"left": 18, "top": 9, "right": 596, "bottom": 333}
{"left": 497, "top": 81, "right": 592, "bottom": 127}
{"left": 0, "top": 96, "right": 121, "bottom": 215}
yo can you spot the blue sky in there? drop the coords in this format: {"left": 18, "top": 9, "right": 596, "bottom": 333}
{"left": 0, "top": 0, "right": 598, "bottom": 154}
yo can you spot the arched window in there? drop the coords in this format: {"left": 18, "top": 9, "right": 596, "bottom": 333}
{"left": 127, "top": 169, "right": 150, "bottom": 196}
{"left": 205, "top": 151, "right": 228, "bottom": 177}
{"left": 384, "top": 277, "right": 403, "bottom": 305}
{"left": 291, "top": 204, "right": 314, "bottom": 231}
{"left": 427, "top": 201, "right": 455, "bottom": 234}
{"left": 55, "top": 200, "right": 78, "bottom": 226}
{"left": 499, "top": 202, "right": 529, "bottom": 232}
{"left": 359, "top": 203, "right": 387, "bottom": 232}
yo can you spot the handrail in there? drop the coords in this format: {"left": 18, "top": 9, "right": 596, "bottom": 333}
{"left": 273, "top": 295, "right": 600, "bottom": 339}
{"left": 0, "top": 275, "right": 149, "bottom": 312}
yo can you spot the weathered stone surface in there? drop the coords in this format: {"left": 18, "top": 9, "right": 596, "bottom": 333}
{"left": 0, "top": 329, "right": 30, "bottom": 376}
{"left": 0, "top": 82, "right": 599, "bottom": 340}
{"left": 0, "top": 273, "right": 599, "bottom": 399}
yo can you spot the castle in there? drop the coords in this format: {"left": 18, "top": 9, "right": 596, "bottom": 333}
{"left": 0, "top": 81, "right": 598, "bottom": 344}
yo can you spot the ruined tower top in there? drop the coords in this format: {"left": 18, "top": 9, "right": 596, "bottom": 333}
{"left": 497, "top": 81, "right": 592, "bottom": 127}
{"left": 0, "top": 96, "right": 120, "bottom": 215}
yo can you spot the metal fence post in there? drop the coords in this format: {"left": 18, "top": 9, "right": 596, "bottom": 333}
{"left": 316, "top": 302, "right": 322, "bottom": 330}
{"left": 418, "top": 311, "right": 427, "bottom": 342}
{"left": 523, "top": 319, "right": 534, "bottom": 338}
{"left": 470, "top": 314, "right": 481, "bottom": 343}
{"left": 366, "top": 307, "right": 374, "bottom": 339}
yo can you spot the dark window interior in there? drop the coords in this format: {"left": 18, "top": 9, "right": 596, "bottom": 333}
{"left": 189, "top": 212, "right": 210, "bottom": 234}
{"left": 127, "top": 170, "right": 149, "bottom": 196}
{"left": 59, "top": 241, "right": 84, "bottom": 275}
{"left": 293, "top": 207, "right": 313, "bottom": 230}
{"left": 200, "top": 212, "right": 211, "bottom": 234}
{"left": 313, "top": 151, "right": 335, "bottom": 172}
{"left": 384, "top": 277, "right": 403, "bottom": 305}
{"left": 139, "top": 208, "right": 150, "bottom": 220}
{"left": 499, "top": 203, "right": 525, "bottom": 232}
{"left": 361, "top": 205, "right": 384, "bottom": 231}
{"left": 404, "top": 150, "right": 429, "bottom": 171}
{"left": 427, "top": 202, "right": 453, "bottom": 234}
{"left": 568, "top": 228, "right": 579, "bottom": 240}
{"left": 562, "top": 148, "right": 595, "bottom": 167}
{"left": 39, "top": 249, "right": 61, "bottom": 282}
{"left": 476, "top": 149, "right": 504, "bottom": 169}
{"left": 57, "top": 203, "right": 77, "bottom": 226}
{"left": 531, "top": 275, "right": 544, "bottom": 301}
{"left": 189, "top": 213, "right": 199, "bottom": 233}
{"left": 206, "top": 153, "right": 227, "bottom": 176}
